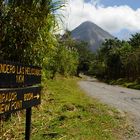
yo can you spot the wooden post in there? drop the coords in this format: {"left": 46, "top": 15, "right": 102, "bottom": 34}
{"left": 25, "top": 108, "right": 32, "bottom": 140}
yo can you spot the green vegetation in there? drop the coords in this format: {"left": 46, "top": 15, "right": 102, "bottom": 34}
{"left": 57, "top": 31, "right": 140, "bottom": 90}
{"left": 1, "top": 0, "right": 139, "bottom": 87}
{"left": 1, "top": 0, "right": 81, "bottom": 78}
{"left": 1, "top": 77, "right": 134, "bottom": 140}
{"left": 87, "top": 35, "right": 140, "bottom": 90}
{"left": 0, "top": 1, "right": 139, "bottom": 139}
{"left": 1, "top": 0, "right": 63, "bottom": 65}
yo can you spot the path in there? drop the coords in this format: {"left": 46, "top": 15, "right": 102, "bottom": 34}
{"left": 78, "top": 77, "right": 140, "bottom": 139}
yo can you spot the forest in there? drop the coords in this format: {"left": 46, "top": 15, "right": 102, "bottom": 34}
{"left": 1, "top": 0, "right": 140, "bottom": 89}
{"left": 1, "top": 1, "right": 140, "bottom": 139}
{"left": 88, "top": 35, "right": 140, "bottom": 89}
{"left": 0, "top": 0, "right": 79, "bottom": 79}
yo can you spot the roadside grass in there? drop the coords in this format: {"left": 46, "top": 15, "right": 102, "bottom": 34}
{"left": 1, "top": 77, "right": 134, "bottom": 140}
{"left": 108, "top": 78, "right": 140, "bottom": 90}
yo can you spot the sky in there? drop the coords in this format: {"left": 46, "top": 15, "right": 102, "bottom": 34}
{"left": 60, "top": 0, "right": 140, "bottom": 40}
{"left": 87, "top": 0, "right": 140, "bottom": 10}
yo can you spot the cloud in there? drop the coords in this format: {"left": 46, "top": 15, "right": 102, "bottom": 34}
{"left": 60, "top": 0, "right": 140, "bottom": 34}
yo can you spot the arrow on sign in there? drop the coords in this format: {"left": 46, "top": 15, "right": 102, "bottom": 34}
{"left": 34, "top": 94, "right": 40, "bottom": 99}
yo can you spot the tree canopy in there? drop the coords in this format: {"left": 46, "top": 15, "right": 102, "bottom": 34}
{"left": 88, "top": 33, "right": 140, "bottom": 88}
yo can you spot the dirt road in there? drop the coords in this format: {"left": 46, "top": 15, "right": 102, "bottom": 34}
{"left": 78, "top": 77, "right": 140, "bottom": 139}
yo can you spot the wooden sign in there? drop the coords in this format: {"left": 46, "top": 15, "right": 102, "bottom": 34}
{"left": 0, "top": 61, "right": 42, "bottom": 140}
{"left": 0, "top": 86, "right": 41, "bottom": 115}
{"left": 0, "top": 61, "right": 41, "bottom": 88}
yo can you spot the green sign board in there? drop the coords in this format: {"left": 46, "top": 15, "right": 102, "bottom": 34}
{"left": 0, "top": 61, "right": 42, "bottom": 140}
{"left": 0, "top": 61, "right": 41, "bottom": 88}
{"left": 0, "top": 87, "right": 41, "bottom": 115}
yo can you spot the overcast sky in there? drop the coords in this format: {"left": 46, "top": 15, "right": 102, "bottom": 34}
{"left": 61, "top": 0, "right": 140, "bottom": 40}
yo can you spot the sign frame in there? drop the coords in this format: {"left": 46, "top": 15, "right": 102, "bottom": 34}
{"left": 0, "top": 61, "right": 42, "bottom": 140}
{"left": 0, "top": 86, "right": 41, "bottom": 115}
{"left": 0, "top": 61, "right": 41, "bottom": 88}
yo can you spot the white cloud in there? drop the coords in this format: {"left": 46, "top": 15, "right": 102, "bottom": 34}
{"left": 60, "top": 0, "right": 140, "bottom": 34}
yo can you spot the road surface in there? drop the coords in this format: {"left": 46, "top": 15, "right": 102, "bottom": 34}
{"left": 78, "top": 77, "right": 140, "bottom": 139}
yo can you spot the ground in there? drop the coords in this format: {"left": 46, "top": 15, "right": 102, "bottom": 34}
{"left": 0, "top": 76, "right": 137, "bottom": 140}
{"left": 79, "top": 76, "right": 140, "bottom": 140}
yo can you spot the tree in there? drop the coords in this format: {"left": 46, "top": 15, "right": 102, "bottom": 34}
{"left": 89, "top": 34, "right": 140, "bottom": 83}
{"left": 129, "top": 33, "right": 140, "bottom": 48}
{"left": 0, "top": 0, "right": 64, "bottom": 65}
{"left": 75, "top": 41, "right": 95, "bottom": 76}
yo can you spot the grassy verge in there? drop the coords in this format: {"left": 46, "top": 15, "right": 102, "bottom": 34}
{"left": 109, "top": 78, "right": 140, "bottom": 90}
{"left": 1, "top": 77, "right": 134, "bottom": 140}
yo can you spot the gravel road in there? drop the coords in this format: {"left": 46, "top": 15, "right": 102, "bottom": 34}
{"left": 78, "top": 77, "right": 140, "bottom": 139}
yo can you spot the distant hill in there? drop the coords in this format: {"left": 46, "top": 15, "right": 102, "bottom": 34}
{"left": 71, "top": 21, "right": 114, "bottom": 51}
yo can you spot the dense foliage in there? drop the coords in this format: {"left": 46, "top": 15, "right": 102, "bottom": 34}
{"left": 43, "top": 33, "right": 79, "bottom": 79}
{"left": 1, "top": 0, "right": 62, "bottom": 64}
{"left": 1, "top": 1, "right": 140, "bottom": 83}
{"left": 88, "top": 34, "right": 140, "bottom": 89}
{"left": 0, "top": 0, "right": 80, "bottom": 78}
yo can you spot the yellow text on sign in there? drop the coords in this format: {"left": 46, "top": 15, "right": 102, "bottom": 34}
{"left": 0, "top": 103, "right": 10, "bottom": 114}
{"left": 0, "top": 92, "right": 17, "bottom": 103}
{"left": 0, "top": 64, "right": 15, "bottom": 74}
{"left": 16, "top": 75, "right": 24, "bottom": 83}
{"left": 24, "top": 93, "right": 34, "bottom": 101}
{"left": 11, "top": 100, "right": 22, "bottom": 110}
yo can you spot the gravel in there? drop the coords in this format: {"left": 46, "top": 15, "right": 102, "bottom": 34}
{"left": 78, "top": 77, "right": 140, "bottom": 139}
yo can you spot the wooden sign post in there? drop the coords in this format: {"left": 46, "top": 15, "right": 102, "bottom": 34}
{"left": 0, "top": 61, "right": 41, "bottom": 87}
{"left": 0, "top": 61, "right": 42, "bottom": 140}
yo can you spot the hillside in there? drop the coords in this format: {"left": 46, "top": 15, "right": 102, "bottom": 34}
{"left": 71, "top": 21, "right": 114, "bottom": 51}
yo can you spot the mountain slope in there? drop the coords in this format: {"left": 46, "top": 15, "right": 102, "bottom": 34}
{"left": 71, "top": 21, "right": 114, "bottom": 51}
